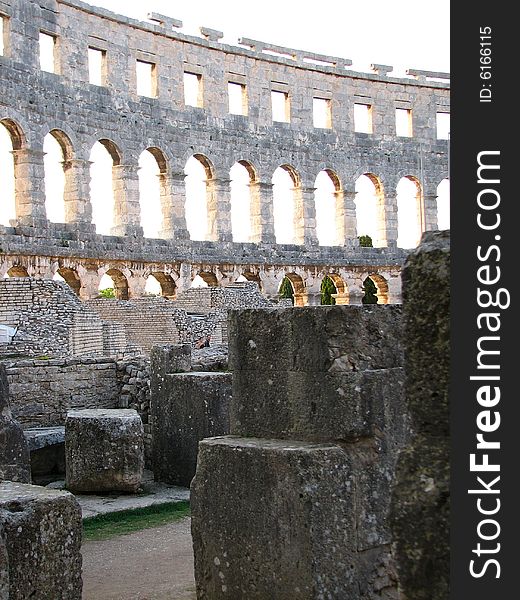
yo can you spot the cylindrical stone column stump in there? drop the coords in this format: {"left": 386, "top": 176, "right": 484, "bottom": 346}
{"left": 65, "top": 409, "right": 144, "bottom": 493}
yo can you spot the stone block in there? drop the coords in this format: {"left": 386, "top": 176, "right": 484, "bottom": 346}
{"left": 390, "top": 230, "right": 450, "bottom": 600}
{"left": 0, "top": 481, "right": 82, "bottom": 599}
{"left": 0, "top": 366, "right": 31, "bottom": 483}
{"left": 65, "top": 409, "right": 144, "bottom": 493}
{"left": 152, "top": 372, "right": 231, "bottom": 487}
{"left": 229, "top": 306, "right": 403, "bottom": 374}
{"left": 191, "top": 437, "right": 359, "bottom": 600}
{"left": 232, "top": 368, "right": 405, "bottom": 442}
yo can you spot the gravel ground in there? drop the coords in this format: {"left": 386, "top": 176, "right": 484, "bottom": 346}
{"left": 81, "top": 516, "right": 197, "bottom": 600}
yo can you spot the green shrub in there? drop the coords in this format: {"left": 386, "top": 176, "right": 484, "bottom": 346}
{"left": 320, "top": 276, "right": 337, "bottom": 305}
{"left": 358, "top": 235, "right": 373, "bottom": 247}
{"left": 362, "top": 277, "right": 378, "bottom": 304}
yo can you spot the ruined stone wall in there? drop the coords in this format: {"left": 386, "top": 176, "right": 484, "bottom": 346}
{"left": 173, "top": 283, "right": 274, "bottom": 314}
{"left": 3, "top": 356, "right": 120, "bottom": 428}
{"left": 0, "top": 278, "right": 104, "bottom": 358}
{"left": 0, "top": 0, "right": 448, "bottom": 304}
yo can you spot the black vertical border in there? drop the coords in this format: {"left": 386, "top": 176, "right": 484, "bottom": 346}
{"left": 451, "top": 5, "right": 516, "bottom": 598}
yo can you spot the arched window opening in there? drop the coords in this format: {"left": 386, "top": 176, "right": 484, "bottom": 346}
{"left": 53, "top": 267, "right": 81, "bottom": 296}
{"left": 230, "top": 161, "right": 253, "bottom": 242}
{"left": 355, "top": 174, "right": 382, "bottom": 245}
{"left": 363, "top": 274, "right": 389, "bottom": 304}
{"left": 320, "top": 276, "right": 338, "bottom": 305}
{"left": 314, "top": 170, "right": 340, "bottom": 246}
{"left": 397, "top": 177, "right": 423, "bottom": 248}
{"left": 89, "top": 141, "right": 119, "bottom": 235}
{"left": 436, "top": 178, "right": 450, "bottom": 230}
{"left": 145, "top": 272, "right": 176, "bottom": 298}
{"left": 44, "top": 132, "right": 66, "bottom": 223}
{"left": 99, "top": 269, "right": 128, "bottom": 300}
{"left": 191, "top": 271, "right": 218, "bottom": 288}
{"left": 0, "top": 122, "right": 16, "bottom": 226}
{"left": 6, "top": 265, "right": 29, "bottom": 278}
{"left": 272, "top": 166, "right": 297, "bottom": 244}
{"left": 138, "top": 149, "right": 163, "bottom": 238}
{"left": 185, "top": 155, "right": 211, "bottom": 241}
{"left": 279, "top": 272, "right": 305, "bottom": 306}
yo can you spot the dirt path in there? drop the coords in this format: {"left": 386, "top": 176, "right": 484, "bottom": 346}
{"left": 81, "top": 516, "right": 197, "bottom": 600}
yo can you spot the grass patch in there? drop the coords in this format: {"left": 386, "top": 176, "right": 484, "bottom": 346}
{"left": 82, "top": 501, "right": 190, "bottom": 541}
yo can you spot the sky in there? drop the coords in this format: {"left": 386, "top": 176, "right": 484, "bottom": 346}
{"left": 86, "top": 0, "right": 450, "bottom": 76}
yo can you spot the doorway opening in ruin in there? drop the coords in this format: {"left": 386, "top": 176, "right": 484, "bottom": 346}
{"left": 0, "top": 119, "right": 22, "bottom": 226}
{"left": 138, "top": 148, "right": 165, "bottom": 239}
{"left": 230, "top": 161, "right": 255, "bottom": 242}
{"left": 397, "top": 176, "right": 423, "bottom": 248}
{"left": 315, "top": 170, "right": 341, "bottom": 246}
{"left": 99, "top": 269, "right": 129, "bottom": 300}
{"left": 89, "top": 140, "right": 121, "bottom": 235}
{"left": 436, "top": 178, "right": 450, "bottom": 230}
{"left": 355, "top": 174, "right": 385, "bottom": 247}
{"left": 272, "top": 165, "right": 299, "bottom": 244}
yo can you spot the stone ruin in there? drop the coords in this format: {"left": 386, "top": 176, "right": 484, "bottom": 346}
{"left": 0, "top": 230, "right": 450, "bottom": 598}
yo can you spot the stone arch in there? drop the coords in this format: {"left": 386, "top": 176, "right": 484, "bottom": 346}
{"left": 104, "top": 268, "right": 129, "bottom": 300}
{"left": 54, "top": 267, "right": 81, "bottom": 296}
{"left": 89, "top": 139, "right": 122, "bottom": 235}
{"left": 314, "top": 169, "right": 342, "bottom": 246}
{"left": 230, "top": 160, "right": 257, "bottom": 242}
{"left": 139, "top": 147, "right": 168, "bottom": 238}
{"left": 236, "top": 270, "right": 263, "bottom": 291}
{"left": 280, "top": 272, "right": 306, "bottom": 306}
{"left": 146, "top": 271, "right": 176, "bottom": 298}
{"left": 196, "top": 271, "right": 219, "bottom": 287}
{"left": 397, "top": 175, "right": 423, "bottom": 248}
{"left": 354, "top": 172, "right": 386, "bottom": 247}
{"left": 325, "top": 273, "right": 349, "bottom": 304}
{"left": 184, "top": 153, "right": 216, "bottom": 241}
{"left": 43, "top": 129, "right": 75, "bottom": 223}
{"left": 272, "top": 164, "right": 301, "bottom": 244}
{"left": 366, "top": 273, "right": 389, "bottom": 304}
{"left": 0, "top": 119, "right": 24, "bottom": 226}
{"left": 6, "top": 265, "right": 29, "bottom": 277}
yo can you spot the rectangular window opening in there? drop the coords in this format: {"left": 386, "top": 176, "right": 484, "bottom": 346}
{"left": 184, "top": 72, "right": 203, "bottom": 107}
{"left": 354, "top": 103, "right": 373, "bottom": 133}
{"left": 136, "top": 59, "right": 157, "bottom": 98}
{"left": 395, "top": 107, "right": 413, "bottom": 137}
{"left": 271, "top": 90, "right": 290, "bottom": 123}
{"left": 39, "top": 31, "right": 56, "bottom": 73}
{"left": 0, "top": 15, "right": 7, "bottom": 56}
{"left": 88, "top": 47, "right": 106, "bottom": 86}
{"left": 313, "top": 97, "right": 332, "bottom": 129}
{"left": 436, "top": 112, "right": 450, "bottom": 140}
{"left": 228, "top": 81, "right": 247, "bottom": 115}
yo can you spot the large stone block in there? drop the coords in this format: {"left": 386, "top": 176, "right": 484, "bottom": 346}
{"left": 152, "top": 372, "right": 231, "bottom": 487}
{"left": 191, "top": 437, "right": 358, "bottom": 600}
{"left": 0, "top": 481, "right": 82, "bottom": 599}
{"left": 390, "top": 230, "right": 450, "bottom": 600}
{"left": 0, "top": 366, "right": 31, "bottom": 483}
{"left": 65, "top": 409, "right": 144, "bottom": 493}
{"left": 232, "top": 367, "right": 405, "bottom": 442}
{"left": 229, "top": 305, "right": 403, "bottom": 374}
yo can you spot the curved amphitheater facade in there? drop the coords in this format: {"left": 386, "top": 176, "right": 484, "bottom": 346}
{"left": 0, "top": 0, "right": 449, "bottom": 304}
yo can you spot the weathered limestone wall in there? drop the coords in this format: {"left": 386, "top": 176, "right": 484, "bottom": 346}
{"left": 0, "top": 278, "right": 105, "bottom": 358}
{"left": 191, "top": 305, "right": 408, "bottom": 599}
{"left": 3, "top": 357, "right": 120, "bottom": 428}
{"left": 0, "top": 0, "right": 448, "bottom": 304}
{"left": 389, "top": 230, "right": 450, "bottom": 599}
